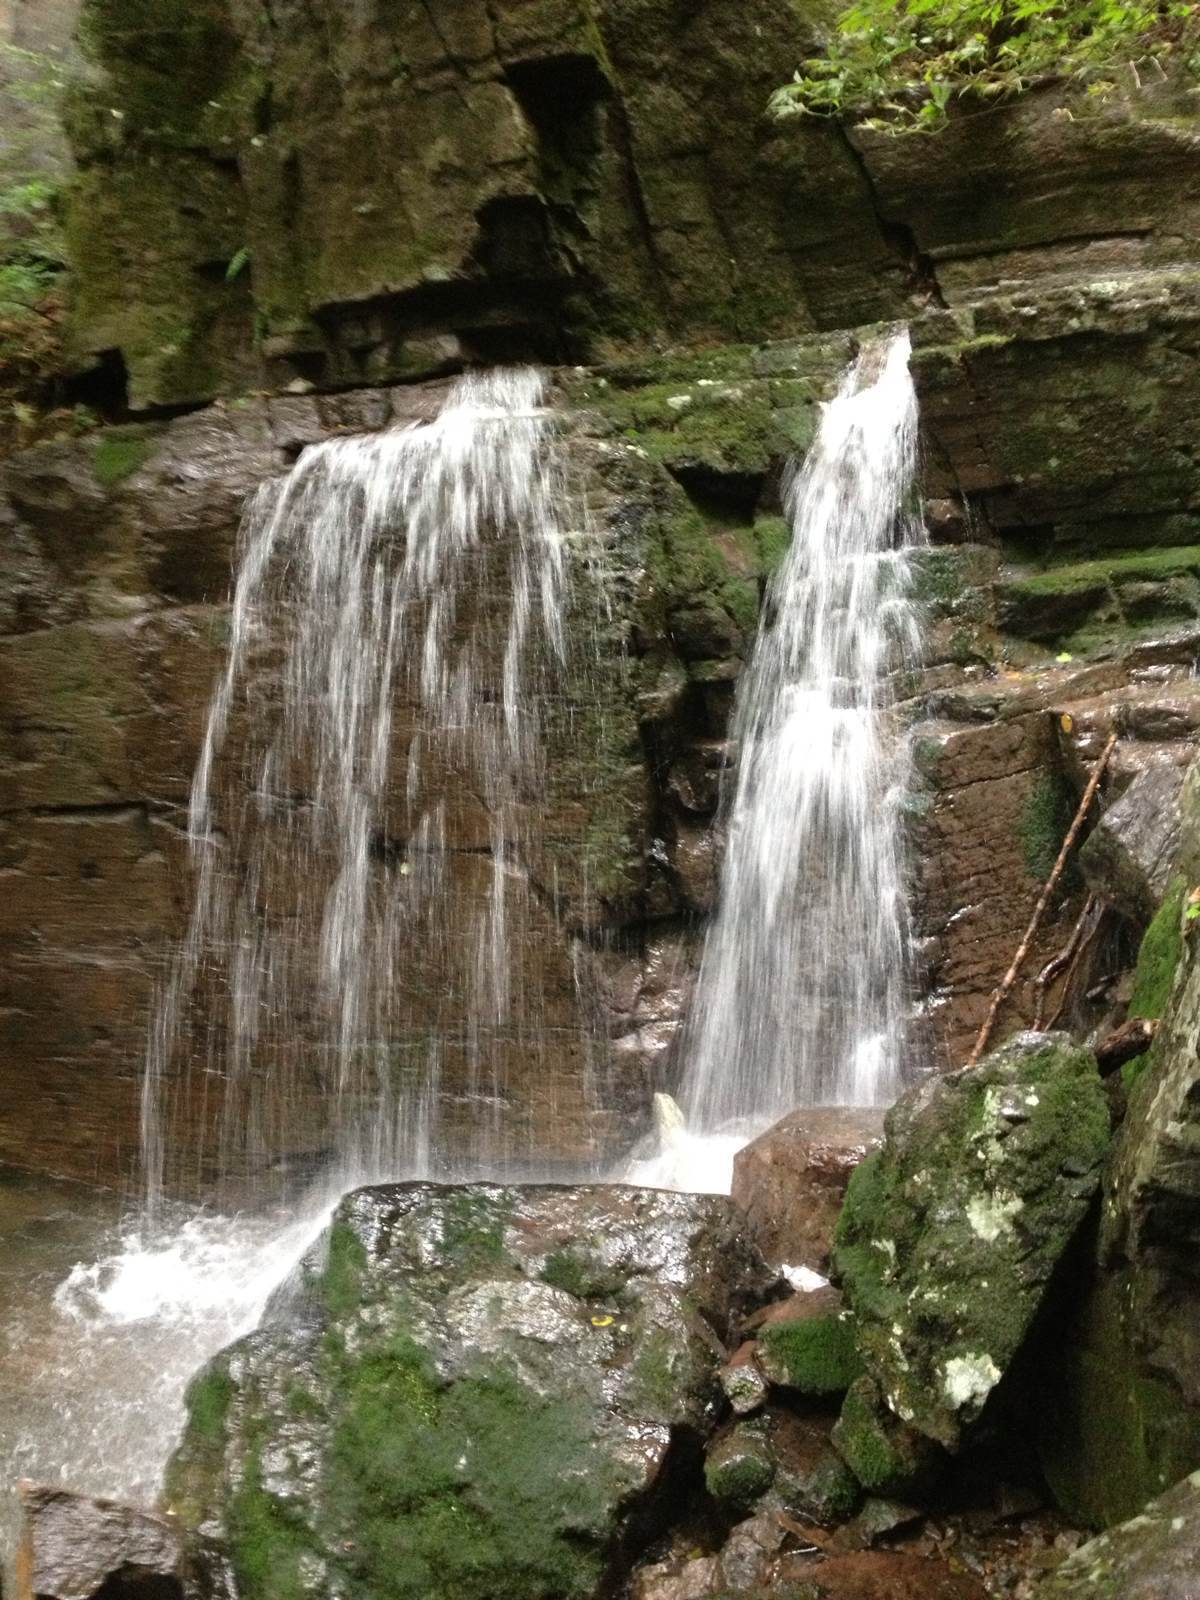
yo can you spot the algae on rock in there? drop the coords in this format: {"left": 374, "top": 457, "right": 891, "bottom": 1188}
{"left": 1035, "top": 1468, "right": 1200, "bottom": 1600}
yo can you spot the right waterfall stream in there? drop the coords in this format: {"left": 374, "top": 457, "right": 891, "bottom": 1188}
{"left": 676, "top": 329, "right": 924, "bottom": 1138}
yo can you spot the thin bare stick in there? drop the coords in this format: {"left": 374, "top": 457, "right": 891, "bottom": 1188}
{"left": 1043, "top": 904, "right": 1106, "bottom": 1032}
{"left": 1033, "top": 892, "right": 1100, "bottom": 1029}
{"left": 967, "top": 730, "right": 1118, "bottom": 1067}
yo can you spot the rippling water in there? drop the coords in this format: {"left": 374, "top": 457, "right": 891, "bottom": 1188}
{"left": 0, "top": 1166, "right": 337, "bottom": 1566}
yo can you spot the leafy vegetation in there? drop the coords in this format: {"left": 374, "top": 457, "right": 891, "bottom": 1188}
{"left": 770, "top": 1, "right": 1200, "bottom": 132}
{"left": 0, "top": 42, "right": 73, "bottom": 449}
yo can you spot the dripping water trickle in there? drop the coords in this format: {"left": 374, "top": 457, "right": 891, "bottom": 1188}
{"left": 145, "top": 366, "right": 570, "bottom": 1206}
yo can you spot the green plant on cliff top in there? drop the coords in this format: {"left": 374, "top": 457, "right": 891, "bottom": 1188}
{"left": 771, "top": 1, "right": 1200, "bottom": 131}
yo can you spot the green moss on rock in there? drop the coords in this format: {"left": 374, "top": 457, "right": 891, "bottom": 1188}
{"left": 169, "top": 1183, "right": 762, "bottom": 1600}
{"left": 756, "top": 1313, "right": 861, "bottom": 1396}
{"left": 1035, "top": 1468, "right": 1200, "bottom": 1597}
{"left": 831, "top": 1377, "right": 943, "bottom": 1499}
{"left": 703, "top": 1422, "right": 776, "bottom": 1511}
{"left": 320, "top": 1220, "right": 369, "bottom": 1319}
{"left": 1039, "top": 1273, "right": 1200, "bottom": 1530}
{"left": 1018, "top": 770, "right": 1078, "bottom": 884}
{"left": 539, "top": 1246, "right": 628, "bottom": 1302}
{"left": 998, "top": 547, "right": 1200, "bottom": 651}
{"left": 1129, "top": 876, "right": 1186, "bottom": 1021}
{"left": 833, "top": 1033, "right": 1110, "bottom": 1451}
{"left": 227, "top": 1446, "right": 316, "bottom": 1600}
{"left": 93, "top": 431, "right": 154, "bottom": 489}
{"left": 323, "top": 1338, "right": 613, "bottom": 1600}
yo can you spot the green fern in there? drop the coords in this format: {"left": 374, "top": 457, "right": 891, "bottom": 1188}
{"left": 771, "top": 1, "right": 1200, "bottom": 132}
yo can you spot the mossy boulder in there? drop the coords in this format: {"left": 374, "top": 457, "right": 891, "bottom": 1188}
{"left": 755, "top": 1293, "right": 861, "bottom": 1397}
{"left": 832, "top": 1033, "right": 1110, "bottom": 1451}
{"left": 166, "top": 1182, "right": 769, "bottom": 1600}
{"left": 830, "top": 1377, "right": 944, "bottom": 1500}
{"left": 704, "top": 1421, "right": 776, "bottom": 1512}
{"left": 1034, "top": 1469, "right": 1200, "bottom": 1600}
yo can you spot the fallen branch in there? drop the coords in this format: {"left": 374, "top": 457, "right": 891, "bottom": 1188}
{"left": 968, "top": 730, "right": 1118, "bottom": 1068}
{"left": 1041, "top": 902, "right": 1107, "bottom": 1033}
{"left": 1094, "top": 1016, "right": 1158, "bottom": 1077}
{"left": 1033, "top": 892, "right": 1099, "bottom": 1030}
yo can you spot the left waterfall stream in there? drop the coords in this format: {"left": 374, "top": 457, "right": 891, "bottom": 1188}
{"left": 0, "top": 369, "right": 596, "bottom": 1563}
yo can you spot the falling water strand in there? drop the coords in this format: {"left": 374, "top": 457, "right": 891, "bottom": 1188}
{"left": 677, "top": 330, "right": 923, "bottom": 1135}
{"left": 143, "top": 367, "right": 569, "bottom": 1207}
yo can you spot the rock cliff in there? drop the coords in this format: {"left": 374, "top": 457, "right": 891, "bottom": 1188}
{"left": 4, "top": 0, "right": 1200, "bottom": 1198}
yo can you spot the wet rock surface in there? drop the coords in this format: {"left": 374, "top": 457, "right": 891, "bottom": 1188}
{"left": 16, "top": 1484, "right": 188, "bottom": 1600}
{"left": 1079, "top": 757, "right": 1186, "bottom": 921}
{"left": 165, "top": 1182, "right": 768, "bottom": 1600}
{"left": 6, "top": 307, "right": 1200, "bottom": 1188}
{"left": 731, "top": 1109, "right": 885, "bottom": 1275}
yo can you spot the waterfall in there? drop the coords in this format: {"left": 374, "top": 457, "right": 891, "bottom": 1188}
{"left": 0, "top": 370, "right": 586, "bottom": 1542}
{"left": 676, "top": 330, "right": 922, "bottom": 1135}
{"left": 143, "top": 367, "right": 570, "bottom": 1206}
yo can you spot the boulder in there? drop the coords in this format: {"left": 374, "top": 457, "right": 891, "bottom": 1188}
{"left": 752, "top": 1289, "right": 861, "bottom": 1397}
{"left": 833, "top": 1033, "right": 1110, "bottom": 1451}
{"left": 704, "top": 1422, "right": 776, "bottom": 1512}
{"left": 718, "top": 1341, "right": 769, "bottom": 1416}
{"left": 166, "top": 1182, "right": 770, "bottom": 1600}
{"left": 1035, "top": 1470, "right": 1200, "bottom": 1599}
{"left": 764, "top": 1411, "right": 861, "bottom": 1527}
{"left": 830, "top": 1378, "right": 944, "bottom": 1501}
{"left": 1037, "top": 872, "right": 1200, "bottom": 1528}
{"left": 731, "top": 1109, "right": 886, "bottom": 1274}
{"left": 1080, "top": 757, "right": 1187, "bottom": 921}
{"left": 15, "top": 1485, "right": 191, "bottom": 1600}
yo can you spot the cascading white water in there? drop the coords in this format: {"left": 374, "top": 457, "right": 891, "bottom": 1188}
{"left": 1, "top": 369, "right": 587, "bottom": 1551}
{"left": 144, "top": 366, "right": 569, "bottom": 1205}
{"left": 674, "top": 330, "right": 923, "bottom": 1145}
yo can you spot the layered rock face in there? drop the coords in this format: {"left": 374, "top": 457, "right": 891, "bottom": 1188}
{"left": 0, "top": 351, "right": 852, "bottom": 1188}
{"left": 61, "top": 0, "right": 901, "bottom": 410}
